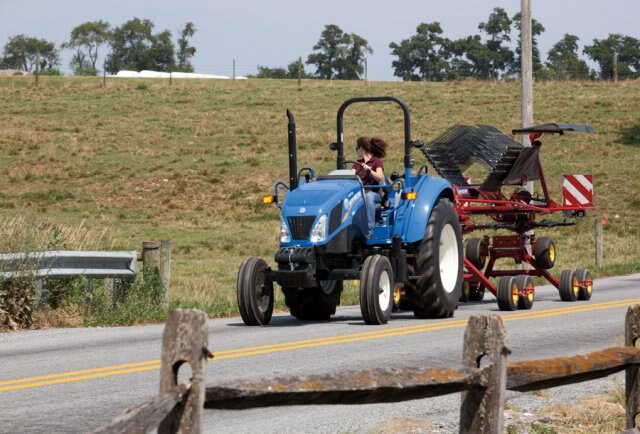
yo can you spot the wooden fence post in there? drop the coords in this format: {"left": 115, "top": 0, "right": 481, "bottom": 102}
{"left": 626, "top": 305, "right": 640, "bottom": 430}
{"left": 158, "top": 308, "right": 210, "bottom": 434}
{"left": 595, "top": 218, "right": 604, "bottom": 267}
{"left": 142, "top": 241, "right": 161, "bottom": 281}
{"left": 160, "top": 240, "right": 172, "bottom": 299}
{"left": 460, "top": 315, "right": 509, "bottom": 433}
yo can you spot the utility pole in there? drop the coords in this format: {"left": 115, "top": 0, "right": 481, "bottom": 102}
{"left": 520, "top": 0, "right": 534, "bottom": 267}
{"left": 613, "top": 50, "right": 619, "bottom": 82}
{"left": 233, "top": 59, "right": 236, "bottom": 81}
{"left": 297, "top": 56, "right": 302, "bottom": 89}
{"left": 521, "top": 0, "right": 533, "bottom": 191}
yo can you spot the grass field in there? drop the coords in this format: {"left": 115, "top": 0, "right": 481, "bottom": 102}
{"left": 0, "top": 76, "right": 639, "bottom": 324}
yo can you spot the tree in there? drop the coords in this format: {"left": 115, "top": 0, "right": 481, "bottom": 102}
{"left": 341, "top": 33, "right": 372, "bottom": 79}
{"left": 176, "top": 22, "right": 196, "bottom": 72}
{"left": 389, "top": 22, "right": 451, "bottom": 81}
{"left": 478, "top": 7, "right": 514, "bottom": 78}
{"left": 253, "top": 60, "right": 308, "bottom": 79}
{"left": 449, "top": 35, "right": 494, "bottom": 79}
{"left": 255, "top": 65, "right": 287, "bottom": 78}
{"left": 287, "top": 59, "right": 308, "bottom": 79}
{"left": 2, "top": 34, "right": 60, "bottom": 73}
{"left": 448, "top": 8, "right": 514, "bottom": 80}
{"left": 306, "top": 24, "right": 372, "bottom": 80}
{"left": 307, "top": 24, "right": 348, "bottom": 79}
{"left": 153, "top": 29, "right": 175, "bottom": 71}
{"left": 511, "top": 12, "right": 545, "bottom": 76}
{"left": 105, "top": 18, "right": 176, "bottom": 73}
{"left": 62, "top": 20, "right": 111, "bottom": 76}
{"left": 546, "top": 34, "right": 590, "bottom": 80}
{"left": 584, "top": 34, "right": 640, "bottom": 79}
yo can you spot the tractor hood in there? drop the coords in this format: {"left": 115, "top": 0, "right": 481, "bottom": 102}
{"left": 280, "top": 177, "right": 365, "bottom": 246}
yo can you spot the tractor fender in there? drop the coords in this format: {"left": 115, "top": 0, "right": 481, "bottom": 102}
{"left": 395, "top": 176, "right": 455, "bottom": 244}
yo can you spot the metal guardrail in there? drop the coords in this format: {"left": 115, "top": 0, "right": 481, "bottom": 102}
{"left": 0, "top": 251, "right": 137, "bottom": 280}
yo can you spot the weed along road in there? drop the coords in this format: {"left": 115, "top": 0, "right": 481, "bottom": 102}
{"left": 0, "top": 274, "right": 639, "bottom": 433}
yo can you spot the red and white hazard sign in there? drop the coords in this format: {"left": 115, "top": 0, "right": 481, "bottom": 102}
{"left": 562, "top": 174, "right": 593, "bottom": 207}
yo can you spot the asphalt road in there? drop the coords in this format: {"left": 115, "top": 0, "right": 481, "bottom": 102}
{"left": 1, "top": 273, "right": 639, "bottom": 433}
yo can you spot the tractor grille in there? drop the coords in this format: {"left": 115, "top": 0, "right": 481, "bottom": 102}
{"left": 287, "top": 216, "right": 315, "bottom": 240}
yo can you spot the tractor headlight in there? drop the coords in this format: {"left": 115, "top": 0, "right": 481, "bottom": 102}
{"left": 280, "top": 217, "right": 291, "bottom": 243}
{"left": 310, "top": 214, "right": 328, "bottom": 243}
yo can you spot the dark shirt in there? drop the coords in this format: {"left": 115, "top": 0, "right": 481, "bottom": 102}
{"left": 352, "top": 156, "right": 383, "bottom": 187}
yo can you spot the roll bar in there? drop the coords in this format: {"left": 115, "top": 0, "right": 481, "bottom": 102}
{"left": 334, "top": 97, "right": 414, "bottom": 185}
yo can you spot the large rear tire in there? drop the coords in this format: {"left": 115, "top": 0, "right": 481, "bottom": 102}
{"left": 237, "top": 257, "right": 274, "bottom": 326}
{"left": 360, "top": 255, "right": 393, "bottom": 325}
{"left": 282, "top": 280, "right": 342, "bottom": 321}
{"left": 412, "top": 199, "right": 463, "bottom": 318}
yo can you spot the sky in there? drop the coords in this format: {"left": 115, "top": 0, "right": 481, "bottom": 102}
{"left": 1, "top": 0, "right": 639, "bottom": 81}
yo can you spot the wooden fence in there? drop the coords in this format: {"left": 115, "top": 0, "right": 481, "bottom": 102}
{"left": 93, "top": 306, "right": 640, "bottom": 434}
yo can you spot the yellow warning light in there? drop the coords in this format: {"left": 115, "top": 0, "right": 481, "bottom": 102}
{"left": 262, "top": 195, "right": 275, "bottom": 205}
{"left": 405, "top": 191, "right": 418, "bottom": 201}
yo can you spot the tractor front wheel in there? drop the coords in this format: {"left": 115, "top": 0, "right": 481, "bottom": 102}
{"left": 360, "top": 255, "right": 393, "bottom": 325}
{"left": 412, "top": 199, "right": 463, "bottom": 318}
{"left": 237, "top": 257, "right": 274, "bottom": 326}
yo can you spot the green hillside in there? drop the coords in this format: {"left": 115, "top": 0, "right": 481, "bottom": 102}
{"left": 1, "top": 76, "right": 639, "bottom": 324}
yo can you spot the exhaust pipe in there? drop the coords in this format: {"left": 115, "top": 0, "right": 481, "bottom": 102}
{"left": 287, "top": 109, "right": 298, "bottom": 190}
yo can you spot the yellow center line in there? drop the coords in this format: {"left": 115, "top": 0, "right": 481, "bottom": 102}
{"left": 2, "top": 297, "right": 639, "bottom": 393}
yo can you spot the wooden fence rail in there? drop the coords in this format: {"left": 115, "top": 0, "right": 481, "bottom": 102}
{"left": 95, "top": 305, "right": 640, "bottom": 434}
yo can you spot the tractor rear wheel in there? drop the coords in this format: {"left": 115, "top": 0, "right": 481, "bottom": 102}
{"left": 282, "top": 281, "right": 342, "bottom": 321}
{"left": 465, "top": 238, "right": 486, "bottom": 270}
{"left": 515, "top": 275, "right": 535, "bottom": 310}
{"left": 412, "top": 199, "right": 463, "bottom": 319}
{"left": 497, "top": 276, "right": 519, "bottom": 311}
{"left": 534, "top": 237, "right": 556, "bottom": 270}
{"left": 237, "top": 257, "right": 274, "bottom": 326}
{"left": 360, "top": 255, "right": 393, "bottom": 325}
{"left": 559, "top": 269, "right": 579, "bottom": 301}
{"left": 576, "top": 268, "right": 593, "bottom": 300}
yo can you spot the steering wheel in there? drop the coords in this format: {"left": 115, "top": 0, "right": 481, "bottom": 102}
{"left": 338, "top": 160, "right": 365, "bottom": 170}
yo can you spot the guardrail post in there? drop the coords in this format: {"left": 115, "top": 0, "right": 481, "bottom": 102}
{"left": 142, "top": 241, "right": 161, "bottom": 282}
{"left": 159, "top": 308, "right": 210, "bottom": 434}
{"left": 460, "top": 315, "right": 509, "bottom": 433}
{"left": 626, "top": 305, "right": 640, "bottom": 430}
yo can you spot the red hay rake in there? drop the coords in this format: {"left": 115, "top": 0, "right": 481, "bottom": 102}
{"left": 420, "top": 123, "right": 595, "bottom": 310}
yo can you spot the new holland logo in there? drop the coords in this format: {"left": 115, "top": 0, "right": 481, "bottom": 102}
{"left": 298, "top": 207, "right": 306, "bottom": 214}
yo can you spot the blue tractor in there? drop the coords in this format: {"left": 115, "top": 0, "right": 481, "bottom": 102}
{"left": 237, "top": 97, "right": 463, "bottom": 325}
